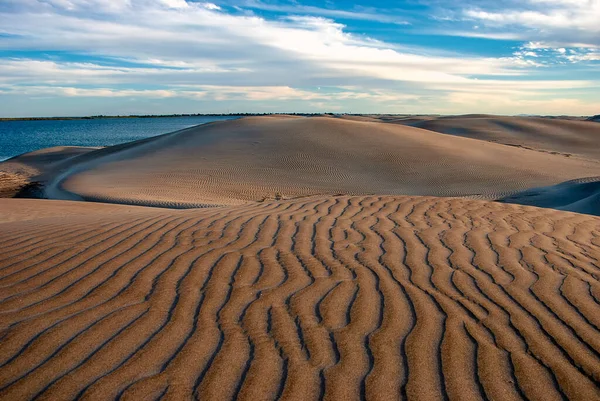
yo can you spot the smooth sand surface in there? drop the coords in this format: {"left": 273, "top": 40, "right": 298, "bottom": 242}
{"left": 501, "top": 177, "right": 600, "bottom": 216}
{"left": 388, "top": 114, "right": 600, "bottom": 160}
{"left": 0, "top": 147, "right": 100, "bottom": 198}
{"left": 8, "top": 116, "right": 598, "bottom": 208}
{"left": 0, "top": 146, "right": 100, "bottom": 178}
{"left": 0, "top": 172, "right": 29, "bottom": 198}
{"left": 1, "top": 196, "right": 600, "bottom": 400}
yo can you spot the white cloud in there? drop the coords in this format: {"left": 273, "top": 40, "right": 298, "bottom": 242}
{"left": 0, "top": 0, "right": 598, "bottom": 115}
{"left": 565, "top": 51, "right": 600, "bottom": 62}
{"left": 230, "top": 1, "right": 409, "bottom": 25}
{"left": 512, "top": 41, "right": 600, "bottom": 65}
{"left": 462, "top": 0, "right": 600, "bottom": 46}
{"left": 0, "top": 0, "right": 536, "bottom": 87}
{"left": 0, "top": 83, "right": 423, "bottom": 105}
{"left": 159, "top": 0, "right": 189, "bottom": 8}
{"left": 203, "top": 3, "right": 221, "bottom": 10}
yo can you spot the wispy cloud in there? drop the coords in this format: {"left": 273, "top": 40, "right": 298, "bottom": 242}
{"left": 460, "top": 0, "right": 600, "bottom": 46}
{"left": 224, "top": 0, "right": 411, "bottom": 25}
{"left": 0, "top": 1, "right": 533, "bottom": 84}
{"left": 0, "top": 0, "right": 598, "bottom": 115}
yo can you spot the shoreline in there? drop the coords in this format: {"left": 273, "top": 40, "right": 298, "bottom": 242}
{"left": 0, "top": 113, "right": 595, "bottom": 122}
{"left": 0, "top": 113, "right": 338, "bottom": 122}
{"left": 0, "top": 114, "right": 245, "bottom": 122}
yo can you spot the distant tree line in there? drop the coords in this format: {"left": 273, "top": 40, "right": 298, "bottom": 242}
{"left": 0, "top": 112, "right": 378, "bottom": 121}
{"left": 2, "top": 112, "right": 594, "bottom": 122}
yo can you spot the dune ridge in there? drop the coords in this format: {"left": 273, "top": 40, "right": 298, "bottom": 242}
{"left": 0, "top": 196, "right": 599, "bottom": 400}
{"left": 4, "top": 116, "right": 597, "bottom": 209}
{"left": 500, "top": 177, "right": 600, "bottom": 216}
{"left": 387, "top": 114, "right": 600, "bottom": 160}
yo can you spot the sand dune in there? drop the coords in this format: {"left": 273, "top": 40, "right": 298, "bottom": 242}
{"left": 7, "top": 116, "right": 598, "bottom": 208}
{"left": 1, "top": 196, "right": 599, "bottom": 400}
{"left": 389, "top": 115, "right": 600, "bottom": 160}
{"left": 2, "top": 115, "right": 600, "bottom": 400}
{"left": 1, "top": 146, "right": 99, "bottom": 178}
{"left": 501, "top": 177, "right": 600, "bottom": 216}
{"left": 0, "top": 147, "right": 99, "bottom": 198}
{"left": 0, "top": 172, "right": 29, "bottom": 198}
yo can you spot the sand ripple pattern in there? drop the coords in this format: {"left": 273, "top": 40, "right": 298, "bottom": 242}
{"left": 1, "top": 196, "right": 600, "bottom": 400}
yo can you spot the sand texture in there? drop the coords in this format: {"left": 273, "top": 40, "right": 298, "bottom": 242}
{"left": 1, "top": 196, "right": 600, "bottom": 400}
{"left": 500, "top": 177, "right": 600, "bottom": 216}
{"left": 387, "top": 114, "right": 600, "bottom": 160}
{"left": 0, "top": 172, "right": 29, "bottom": 198}
{"left": 0, "top": 147, "right": 100, "bottom": 198}
{"left": 1, "top": 115, "right": 600, "bottom": 400}
{"left": 0, "top": 146, "right": 100, "bottom": 179}
{"left": 4, "top": 116, "right": 598, "bottom": 208}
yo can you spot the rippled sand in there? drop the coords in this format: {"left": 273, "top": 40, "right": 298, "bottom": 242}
{"left": 1, "top": 115, "right": 600, "bottom": 400}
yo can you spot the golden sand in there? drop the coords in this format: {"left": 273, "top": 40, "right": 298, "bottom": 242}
{"left": 1, "top": 116, "right": 600, "bottom": 400}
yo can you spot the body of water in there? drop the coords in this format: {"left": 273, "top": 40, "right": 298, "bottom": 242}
{"left": 0, "top": 116, "right": 239, "bottom": 161}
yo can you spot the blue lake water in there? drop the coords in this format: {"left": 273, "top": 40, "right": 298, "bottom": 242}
{"left": 0, "top": 116, "right": 239, "bottom": 161}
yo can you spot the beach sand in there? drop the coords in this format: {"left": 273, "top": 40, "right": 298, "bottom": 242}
{"left": 1, "top": 115, "right": 599, "bottom": 400}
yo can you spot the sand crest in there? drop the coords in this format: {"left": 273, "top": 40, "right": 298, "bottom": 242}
{"left": 500, "top": 176, "right": 600, "bottom": 216}
{"left": 389, "top": 114, "right": 600, "bottom": 160}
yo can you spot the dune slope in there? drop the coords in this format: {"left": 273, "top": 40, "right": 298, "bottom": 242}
{"left": 390, "top": 115, "right": 600, "bottom": 160}
{"left": 1, "top": 196, "right": 599, "bottom": 400}
{"left": 25, "top": 116, "right": 600, "bottom": 208}
{"left": 500, "top": 177, "right": 600, "bottom": 216}
{"left": 0, "top": 147, "right": 99, "bottom": 198}
{"left": 0, "top": 146, "right": 99, "bottom": 179}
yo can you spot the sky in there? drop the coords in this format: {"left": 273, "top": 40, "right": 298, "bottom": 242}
{"left": 0, "top": 0, "right": 599, "bottom": 117}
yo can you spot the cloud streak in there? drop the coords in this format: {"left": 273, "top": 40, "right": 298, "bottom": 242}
{"left": 0, "top": 0, "right": 598, "bottom": 115}
{"left": 460, "top": 0, "right": 600, "bottom": 46}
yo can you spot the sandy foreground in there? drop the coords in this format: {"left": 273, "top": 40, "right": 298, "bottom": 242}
{"left": 1, "top": 115, "right": 600, "bottom": 400}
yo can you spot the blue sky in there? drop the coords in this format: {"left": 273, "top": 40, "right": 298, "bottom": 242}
{"left": 0, "top": 0, "right": 599, "bottom": 116}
